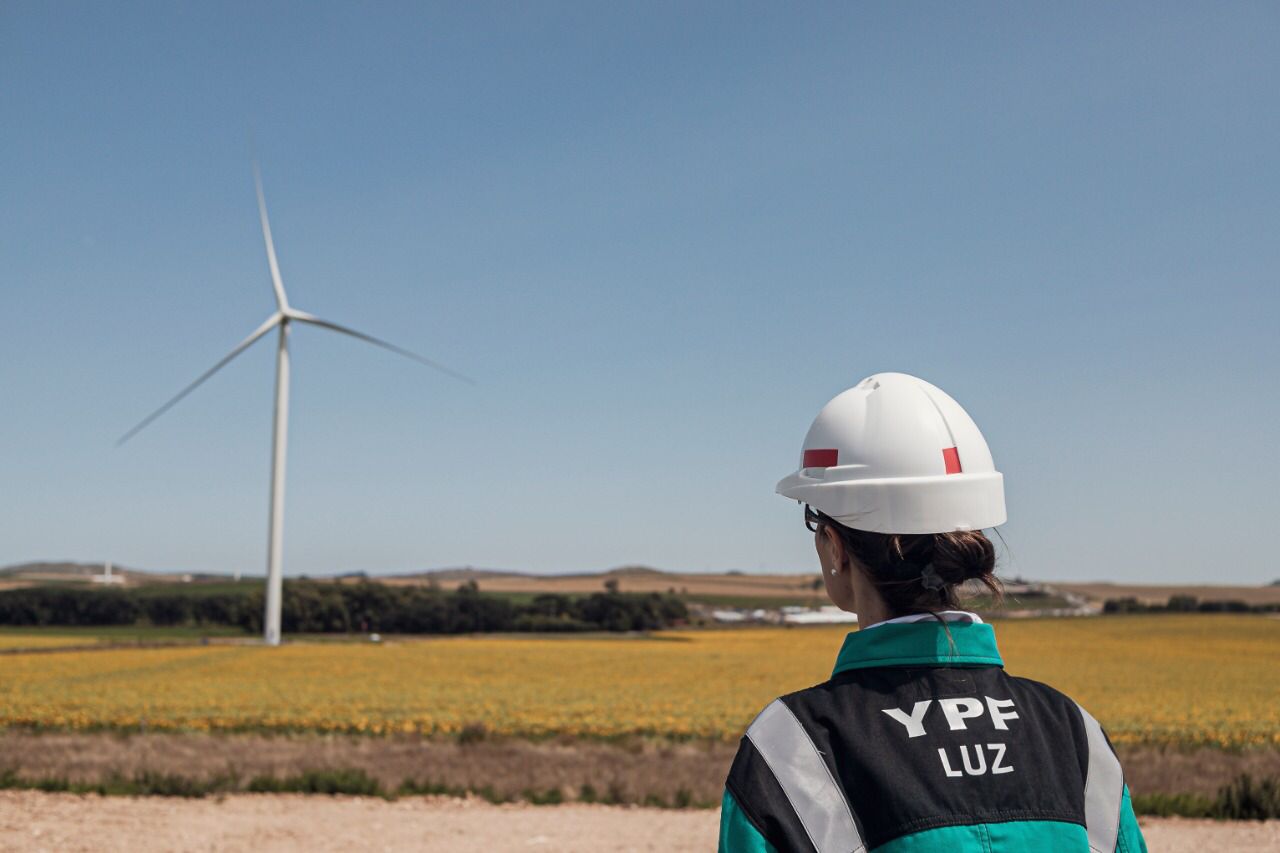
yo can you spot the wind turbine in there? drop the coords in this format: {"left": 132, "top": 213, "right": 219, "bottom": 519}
{"left": 119, "top": 164, "right": 472, "bottom": 645}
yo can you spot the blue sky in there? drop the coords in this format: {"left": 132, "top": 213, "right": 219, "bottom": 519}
{"left": 2, "top": 3, "right": 1277, "bottom": 583}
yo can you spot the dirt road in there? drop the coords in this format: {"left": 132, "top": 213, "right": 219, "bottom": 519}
{"left": 0, "top": 791, "right": 1274, "bottom": 852}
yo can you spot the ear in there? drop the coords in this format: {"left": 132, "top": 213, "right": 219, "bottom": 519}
{"left": 821, "top": 525, "right": 849, "bottom": 570}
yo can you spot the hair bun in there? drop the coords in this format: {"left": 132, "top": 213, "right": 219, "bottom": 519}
{"left": 819, "top": 516, "right": 1002, "bottom": 614}
{"left": 931, "top": 531, "right": 996, "bottom": 583}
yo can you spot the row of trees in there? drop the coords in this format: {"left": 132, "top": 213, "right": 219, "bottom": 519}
{"left": 1103, "top": 595, "right": 1279, "bottom": 614}
{"left": 0, "top": 581, "right": 688, "bottom": 634}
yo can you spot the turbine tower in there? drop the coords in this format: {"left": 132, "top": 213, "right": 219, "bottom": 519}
{"left": 119, "top": 165, "right": 471, "bottom": 645}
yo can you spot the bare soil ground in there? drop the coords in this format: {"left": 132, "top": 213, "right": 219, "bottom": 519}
{"left": 2, "top": 732, "right": 1276, "bottom": 801}
{"left": 0, "top": 791, "right": 1273, "bottom": 852}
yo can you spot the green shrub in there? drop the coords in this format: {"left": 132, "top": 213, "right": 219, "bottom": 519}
{"left": 247, "top": 769, "right": 382, "bottom": 796}
{"left": 396, "top": 778, "right": 465, "bottom": 797}
{"left": 1131, "top": 791, "right": 1215, "bottom": 818}
{"left": 1216, "top": 774, "right": 1280, "bottom": 820}
{"left": 457, "top": 722, "right": 488, "bottom": 745}
{"left": 522, "top": 787, "right": 564, "bottom": 805}
{"left": 475, "top": 785, "right": 508, "bottom": 804}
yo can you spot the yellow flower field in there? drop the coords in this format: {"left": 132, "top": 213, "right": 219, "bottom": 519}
{"left": 0, "top": 615, "right": 1275, "bottom": 747}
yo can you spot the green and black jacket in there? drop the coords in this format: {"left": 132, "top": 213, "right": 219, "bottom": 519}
{"left": 719, "top": 619, "right": 1147, "bottom": 852}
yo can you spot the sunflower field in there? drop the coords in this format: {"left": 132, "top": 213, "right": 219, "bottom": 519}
{"left": 0, "top": 615, "right": 1274, "bottom": 747}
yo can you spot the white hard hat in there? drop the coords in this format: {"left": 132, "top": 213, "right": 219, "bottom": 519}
{"left": 776, "top": 373, "right": 1006, "bottom": 534}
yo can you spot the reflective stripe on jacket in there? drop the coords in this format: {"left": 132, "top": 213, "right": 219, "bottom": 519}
{"left": 718, "top": 620, "right": 1148, "bottom": 853}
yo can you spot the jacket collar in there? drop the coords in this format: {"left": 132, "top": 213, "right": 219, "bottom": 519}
{"left": 831, "top": 619, "right": 1003, "bottom": 676}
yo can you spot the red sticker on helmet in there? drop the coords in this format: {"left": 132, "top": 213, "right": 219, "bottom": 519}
{"left": 803, "top": 449, "right": 838, "bottom": 468}
{"left": 942, "top": 447, "right": 962, "bottom": 474}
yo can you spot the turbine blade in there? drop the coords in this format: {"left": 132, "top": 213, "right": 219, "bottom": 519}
{"left": 117, "top": 314, "right": 282, "bottom": 446}
{"left": 253, "top": 162, "right": 290, "bottom": 311}
{"left": 288, "top": 310, "right": 475, "bottom": 385}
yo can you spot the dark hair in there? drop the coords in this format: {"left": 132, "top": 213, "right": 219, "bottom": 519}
{"left": 806, "top": 506, "right": 1001, "bottom": 616}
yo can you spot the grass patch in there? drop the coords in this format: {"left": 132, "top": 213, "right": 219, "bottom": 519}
{"left": 7, "top": 762, "right": 1271, "bottom": 816}
{"left": 963, "top": 594, "right": 1077, "bottom": 612}
{"left": 0, "top": 625, "right": 248, "bottom": 641}
{"left": 1133, "top": 775, "right": 1280, "bottom": 820}
{"left": 683, "top": 594, "right": 822, "bottom": 610}
{"left": 1133, "top": 791, "right": 1216, "bottom": 818}
{"left": 127, "top": 582, "right": 254, "bottom": 599}
{"left": 246, "top": 769, "right": 383, "bottom": 796}
{"left": 0, "top": 768, "right": 236, "bottom": 797}
{"left": 522, "top": 787, "right": 564, "bottom": 805}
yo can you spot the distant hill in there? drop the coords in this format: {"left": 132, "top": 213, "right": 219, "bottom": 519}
{"left": 602, "top": 565, "right": 667, "bottom": 577}
{"left": 0, "top": 561, "right": 153, "bottom": 580}
{"left": 406, "top": 567, "right": 527, "bottom": 582}
{"left": 0, "top": 561, "right": 116, "bottom": 577}
{"left": 0, "top": 561, "right": 227, "bottom": 588}
{"left": 395, "top": 565, "right": 671, "bottom": 583}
